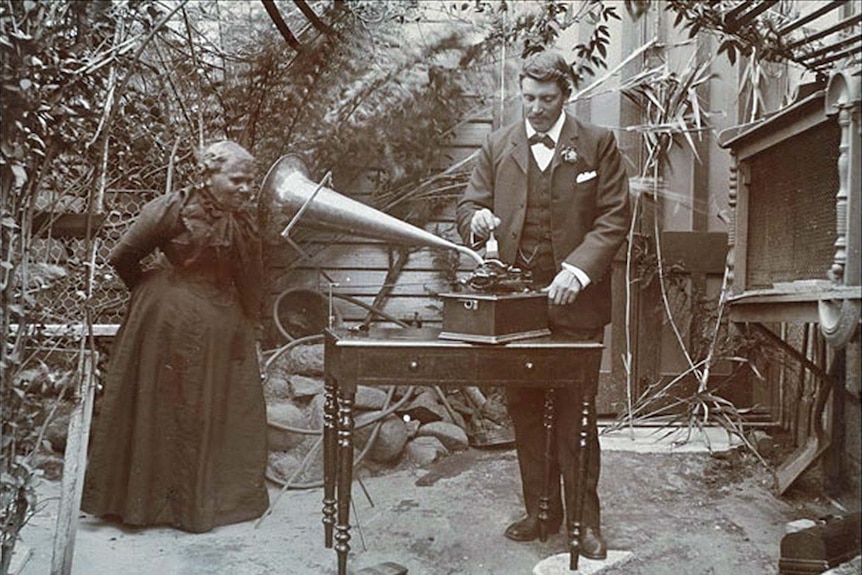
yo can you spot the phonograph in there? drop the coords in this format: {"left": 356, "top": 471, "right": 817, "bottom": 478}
{"left": 263, "top": 154, "right": 550, "bottom": 343}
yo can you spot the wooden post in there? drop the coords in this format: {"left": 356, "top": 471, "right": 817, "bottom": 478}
{"left": 51, "top": 350, "right": 98, "bottom": 575}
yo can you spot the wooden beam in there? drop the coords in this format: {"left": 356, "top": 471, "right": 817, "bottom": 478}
{"left": 724, "top": 0, "right": 779, "bottom": 29}
{"left": 777, "top": 1, "right": 843, "bottom": 36}
{"left": 749, "top": 323, "right": 833, "bottom": 384}
{"left": 50, "top": 351, "right": 98, "bottom": 575}
{"left": 293, "top": 0, "right": 331, "bottom": 34}
{"left": 809, "top": 44, "right": 862, "bottom": 70}
{"left": 785, "top": 12, "right": 862, "bottom": 52}
{"left": 261, "top": 0, "right": 303, "bottom": 52}
{"left": 798, "top": 35, "right": 861, "bottom": 63}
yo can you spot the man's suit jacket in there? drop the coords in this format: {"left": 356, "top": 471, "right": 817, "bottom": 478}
{"left": 456, "top": 111, "right": 631, "bottom": 330}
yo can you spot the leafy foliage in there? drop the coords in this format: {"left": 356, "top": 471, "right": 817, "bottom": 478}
{"left": 618, "top": 50, "right": 717, "bottom": 178}
{"left": 228, "top": 3, "right": 501, "bottom": 246}
{"left": 1, "top": 1, "right": 213, "bottom": 567}
{"left": 446, "top": 0, "right": 622, "bottom": 89}
{"left": 623, "top": 0, "right": 813, "bottom": 72}
{"left": 663, "top": 0, "right": 793, "bottom": 68}
{"left": 623, "top": 1, "right": 806, "bottom": 122}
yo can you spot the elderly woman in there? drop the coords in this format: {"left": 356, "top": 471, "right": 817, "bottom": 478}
{"left": 82, "top": 140, "right": 269, "bottom": 533}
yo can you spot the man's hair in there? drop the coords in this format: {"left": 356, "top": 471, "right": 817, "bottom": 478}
{"left": 519, "top": 51, "right": 573, "bottom": 97}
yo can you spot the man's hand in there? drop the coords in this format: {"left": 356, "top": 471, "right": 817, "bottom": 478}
{"left": 470, "top": 208, "right": 502, "bottom": 238}
{"left": 544, "top": 267, "right": 582, "bottom": 305}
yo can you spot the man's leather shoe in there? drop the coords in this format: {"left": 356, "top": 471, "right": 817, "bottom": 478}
{"left": 504, "top": 515, "right": 562, "bottom": 542}
{"left": 579, "top": 526, "right": 607, "bottom": 560}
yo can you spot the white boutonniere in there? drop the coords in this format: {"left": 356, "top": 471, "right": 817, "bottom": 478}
{"left": 561, "top": 146, "right": 579, "bottom": 165}
{"left": 576, "top": 170, "right": 597, "bottom": 183}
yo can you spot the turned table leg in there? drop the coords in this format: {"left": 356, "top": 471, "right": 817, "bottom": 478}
{"left": 322, "top": 375, "right": 338, "bottom": 548}
{"left": 539, "top": 387, "right": 556, "bottom": 542}
{"left": 569, "top": 391, "right": 592, "bottom": 571}
{"left": 334, "top": 390, "right": 356, "bottom": 575}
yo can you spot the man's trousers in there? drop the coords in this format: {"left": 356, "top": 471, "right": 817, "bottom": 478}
{"left": 506, "top": 328, "right": 602, "bottom": 531}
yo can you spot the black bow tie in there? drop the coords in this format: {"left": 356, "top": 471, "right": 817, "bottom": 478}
{"left": 528, "top": 133, "right": 555, "bottom": 149}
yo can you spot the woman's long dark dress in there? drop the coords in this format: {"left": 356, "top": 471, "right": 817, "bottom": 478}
{"left": 82, "top": 188, "right": 269, "bottom": 533}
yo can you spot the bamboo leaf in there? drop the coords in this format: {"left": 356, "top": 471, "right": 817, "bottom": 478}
{"left": 678, "top": 117, "right": 701, "bottom": 163}
{"left": 689, "top": 90, "right": 703, "bottom": 132}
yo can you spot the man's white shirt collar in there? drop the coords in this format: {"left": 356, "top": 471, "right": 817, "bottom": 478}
{"left": 525, "top": 113, "right": 564, "bottom": 171}
{"left": 525, "top": 112, "right": 565, "bottom": 147}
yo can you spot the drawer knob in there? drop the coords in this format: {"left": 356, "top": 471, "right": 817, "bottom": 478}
{"left": 524, "top": 361, "right": 534, "bottom": 371}
{"left": 408, "top": 360, "right": 420, "bottom": 372}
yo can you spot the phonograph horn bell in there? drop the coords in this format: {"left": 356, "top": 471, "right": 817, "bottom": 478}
{"left": 261, "top": 154, "right": 484, "bottom": 265}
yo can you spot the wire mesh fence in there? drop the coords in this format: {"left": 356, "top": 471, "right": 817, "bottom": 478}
{"left": 30, "top": 190, "right": 160, "bottom": 327}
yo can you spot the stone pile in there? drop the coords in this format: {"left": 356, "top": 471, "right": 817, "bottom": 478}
{"left": 263, "top": 339, "right": 511, "bottom": 487}
{"left": 36, "top": 338, "right": 512, "bottom": 488}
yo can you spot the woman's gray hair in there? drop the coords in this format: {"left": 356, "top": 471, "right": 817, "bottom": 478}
{"left": 519, "top": 51, "right": 573, "bottom": 97}
{"left": 198, "top": 140, "right": 255, "bottom": 176}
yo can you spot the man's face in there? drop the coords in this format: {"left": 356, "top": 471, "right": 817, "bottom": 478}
{"left": 521, "top": 77, "right": 565, "bottom": 134}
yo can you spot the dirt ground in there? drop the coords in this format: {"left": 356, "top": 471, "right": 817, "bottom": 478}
{"left": 14, "top": 426, "right": 859, "bottom": 575}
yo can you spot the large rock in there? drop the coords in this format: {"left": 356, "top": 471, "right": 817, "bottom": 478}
{"left": 403, "top": 418, "right": 421, "bottom": 438}
{"left": 355, "top": 386, "right": 390, "bottom": 410}
{"left": 267, "top": 402, "right": 311, "bottom": 451}
{"left": 287, "top": 342, "right": 325, "bottom": 376}
{"left": 263, "top": 369, "right": 293, "bottom": 402}
{"left": 295, "top": 435, "right": 324, "bottom": 481}
{"left": 291, "top": 375, "right": 324, "bottom": 399}
{"left": 402, "top": 388, "right": 467, "bottom": 428}
{"left": 355, "top": 414, "right": 409, "bottom": 464}
{"left": 415, "top": 421, "right": 469, "bottom": 452}
{"left": 309, "top": 393, "right": 326, "bottom": 431}
{"left": 441, "top": 404, "right": 467, "bottom": 429}
{"left": 351, "top": 411, "right": 380, "bottom": 443}
{"left": 404, "top": 435, "right": 448, "bottom": 465}
{"left": 268, "top": 451, "right": 302, "bottom": 484}
{"left": 263, "top": 372, "right": 292, "bottom": 402}
{"left": 43, "top": 400, "right": 75, "bottom": 453}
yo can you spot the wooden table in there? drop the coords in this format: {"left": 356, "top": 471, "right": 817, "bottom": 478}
{"left": 322, "top": 326, "right": 604, "bottom": 574}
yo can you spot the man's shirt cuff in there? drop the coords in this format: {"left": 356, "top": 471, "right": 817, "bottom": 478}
{"left": 562, "top": 262, "right": 591, "bottom": 288}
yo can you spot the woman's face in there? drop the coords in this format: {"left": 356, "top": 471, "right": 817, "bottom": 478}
{"left": 208, "top": 156, "right": 255, "bottom": 209}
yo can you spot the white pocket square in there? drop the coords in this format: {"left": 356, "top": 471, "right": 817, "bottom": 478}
{"left": 576, "top": 171, "right": 597, "bottom": 183}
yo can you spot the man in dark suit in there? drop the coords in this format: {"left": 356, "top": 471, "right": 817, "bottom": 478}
{"left": 456, "top": 51, "right": 630, "bottom": 559}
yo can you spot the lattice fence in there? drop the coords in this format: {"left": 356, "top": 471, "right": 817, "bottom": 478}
{"left": 31, "top": 190, "right": 160, "bottom": 327}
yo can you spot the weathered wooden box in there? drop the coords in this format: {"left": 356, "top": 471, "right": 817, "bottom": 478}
{"left": 778, "top": 512, "right": 861, "bottom": 574}
{"left": 438, "top": 292, "right": 550, "bottom": 344}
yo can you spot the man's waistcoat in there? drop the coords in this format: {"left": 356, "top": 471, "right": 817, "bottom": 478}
{"left": 518, "top": 153, "right": 555, "bottom": 274}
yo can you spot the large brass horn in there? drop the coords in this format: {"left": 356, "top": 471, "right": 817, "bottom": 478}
{"left": 262, "top": 154, "right": 484, "bottom": 265}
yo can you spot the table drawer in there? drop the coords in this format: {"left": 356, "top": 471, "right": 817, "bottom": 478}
{"left": 357, "top": 348, "right": 476, "bottom": 382}
{"left": 477, "top": 352, "right": 554, "bottom": 382}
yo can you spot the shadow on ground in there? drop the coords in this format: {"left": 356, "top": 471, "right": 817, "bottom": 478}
{"left": 17, "top": 430, "right": 853, "bottom": 575}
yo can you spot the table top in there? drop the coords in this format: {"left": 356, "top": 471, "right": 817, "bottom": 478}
{"left": 324, "top": 326, "right": 605, "bottom": 350}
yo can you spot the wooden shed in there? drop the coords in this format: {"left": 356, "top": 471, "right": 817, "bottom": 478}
{"left": 719, "top": 67, "right": 861, "bottom": 497}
